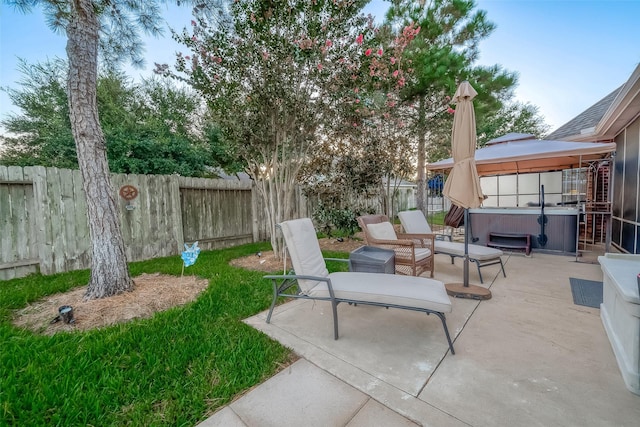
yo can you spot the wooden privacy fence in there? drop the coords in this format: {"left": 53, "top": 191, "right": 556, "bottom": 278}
{"left": 1, "top": 165, "right": 414, "bottom": 280}
{"left": 0, "top": 166, "right": 274, "bottom": 280}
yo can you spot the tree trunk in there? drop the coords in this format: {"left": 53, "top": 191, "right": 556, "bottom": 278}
{"left": 67, "top": 0, "right": 132, "bottom": 299}
{"left": 416, "top": 95, "right": 427, "bottom": 215}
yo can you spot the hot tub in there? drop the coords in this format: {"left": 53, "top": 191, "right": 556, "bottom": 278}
{"left": 468, "top": 207, "right": 579, "bottom": 255}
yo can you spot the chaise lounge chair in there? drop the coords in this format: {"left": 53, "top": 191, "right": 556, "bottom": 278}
{"left": 398, "top": 210, "right": 506, "bottom": 284}
{"left": 263, "top": 218, "right": 455, "bottom": 354}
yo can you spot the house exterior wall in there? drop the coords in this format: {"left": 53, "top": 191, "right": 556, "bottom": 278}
{"left": 611, "top": 115, "right": 640, "bottom": 253}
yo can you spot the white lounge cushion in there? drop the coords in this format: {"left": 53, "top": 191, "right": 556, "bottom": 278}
{"left": 398, "top": 210, "right": 433, "bottom": 234}
{"left": 398, "top": 210, "right": 501, "bottom": 261}
{"left": 308, "top": 272, "right": 452, "bottom": 313}
{"left": 280, "top": 218, "right": 329, "bottom": 293}
{"left": 435, "top": 240, "right": 503, "bottom": 260}
{"left": 367, "top": 222, "right": 397, "bottom": 240}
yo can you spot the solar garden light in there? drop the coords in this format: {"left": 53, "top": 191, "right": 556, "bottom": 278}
{"left": 58, "top": 305, "right": 74, "bottom": 324}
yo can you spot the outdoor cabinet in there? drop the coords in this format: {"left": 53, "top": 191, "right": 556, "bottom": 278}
{"left": 349, "top": 246, "right": 395, "bottom": 274}
{"left": 598, "top": 253, "right": 640, "bottom": 395}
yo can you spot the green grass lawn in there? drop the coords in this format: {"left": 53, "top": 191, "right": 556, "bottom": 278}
{"left": 0, "top": 242, "right": 349, "bottom": 426}
{"left": 426, "top": 210, "right": 446, "bottom": 226}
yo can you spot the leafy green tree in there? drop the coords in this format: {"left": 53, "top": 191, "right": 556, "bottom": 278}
{"left": 476, "top": 101, "right": 550, "bottom": 146}
{"left": 0, "top": 58, "right": 76, "bottom": 167}
{"left": 5, "top": 0, "right": 223, "bottom": 299}
{"left": 385, "top": 0, "right": 517, "bottom": 212}
{"left": 100, "top": 75, "right": 226, "bottom": 176}
{"left": 1, "top": 60, "right": 227, "bottom": 177}
{"left": 164, "top": 0, "right": 415, "bottom": 256}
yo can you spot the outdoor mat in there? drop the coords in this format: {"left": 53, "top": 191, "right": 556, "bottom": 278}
{"left": 569, "top": 277, "right": 603, "bottom": 308}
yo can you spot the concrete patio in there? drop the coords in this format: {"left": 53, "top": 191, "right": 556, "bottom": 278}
{"left": 200, "top": 250, "right": 640, "bottom": 426}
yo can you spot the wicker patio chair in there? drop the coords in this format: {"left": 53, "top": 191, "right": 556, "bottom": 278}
{"left": 357, "top": 214, "right": 435, "bottom": 278}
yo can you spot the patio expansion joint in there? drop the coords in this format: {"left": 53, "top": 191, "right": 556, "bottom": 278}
{"left": 247, "top": 315, "right": 462, "bottom": 424}
{"left": 342, "top": 395, "right": 373, "bottom": 426}
{"left": 280, "top": 320, "right": 479, "bottom": 426}
{"left": 293, "top": 337, "right": 419, "bottom": 397}
{"left": 414, "top": 296, "right": 487, "bottom": 397}
{"left": 310, "top": 354, "right": 472, "bottom": 427}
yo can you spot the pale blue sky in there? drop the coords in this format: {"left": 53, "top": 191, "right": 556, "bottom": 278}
{"left": 1, "top": 0, "right": 639, "bottom": 134}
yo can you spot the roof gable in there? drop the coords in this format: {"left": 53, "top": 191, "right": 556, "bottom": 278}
{"left": 546, "top": 87, "right": 622, "bottom": 140}
{"left": 546, "top": 63, "right": 640, "bottom": 142}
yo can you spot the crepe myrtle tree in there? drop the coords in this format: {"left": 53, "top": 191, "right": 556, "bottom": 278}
{"left": 302, "top": 93, "right": 417, "bottom": 223}
{"left": 5, "top": 0, "right": 224, "bottom": 299}
{"left": 348, "top": 23, "right": 419, "bottom": 219}
{"left": 161, "top": 0, "right": 416, "bottom": 257}
{"left": 300, "top": 22, "right": 420, "bottom": 223}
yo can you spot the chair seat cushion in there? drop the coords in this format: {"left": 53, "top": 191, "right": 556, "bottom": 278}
{"left": 413, "top": 247, "right": 432, "bottom": 261}
{"left": 435, "top": 241, "right": 503, "bottom": 260}
{"left": 308, "top": 272, "right": 452, "bottom": 313}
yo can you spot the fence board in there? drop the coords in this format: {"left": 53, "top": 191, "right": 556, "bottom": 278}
{"left": 21, "top": 167, "right": 40, "bottom": 277}
{"left": 59, "top": 168, "right": 80, "bottom": 271}
{"left": 139, "top": 174, "right": 155, "bottom": 260}
{"left": 49, "top": 168, "right": 68, "bottom": 273}
{"left": 137, "top": 173, "right": 150, "bottom": 258}
{"left": 29, "top": 166, "right": 55, "bottom": 275}
{"left": 147, "top": 174, "right": 168, "bottom": 258}
{"left": 71, "top": 169, "right": 91, "bottom": 268}
{"left": 0, "top": 166, "right": 14, "bottom": 279}
{"left": 8, "top": 167, "right": 29, "bottom": 270}
{"left": 114, "top": 174, "right": 134, "bottom": 259}
{"left": 168, "top": 175, "right": 184, "bottom": 249}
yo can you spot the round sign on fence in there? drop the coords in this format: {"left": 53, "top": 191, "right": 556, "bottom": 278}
{"left": 119, "top": 185, "right": 139, "bottom": 201}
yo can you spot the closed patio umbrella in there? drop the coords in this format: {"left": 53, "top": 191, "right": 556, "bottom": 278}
{"left": 442, "top": 81, "right": 491, "bottom": 300}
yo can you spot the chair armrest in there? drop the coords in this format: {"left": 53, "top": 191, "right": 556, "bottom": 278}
{"left": 263, "top": 274, "right": 336, "bottom": 300}
{"left": 396, "top": 233, "right": 435, "bottom": 249}
{"left": 323, "top": 257, "right": 349, "bottom": 264}
{"left": 264, "top": 273, "right": 331, "bottom": 282}
{"left": 363, "top": 238, "right": 419, "bottom": 262}
{"left": 365, "top": 237, "right": 416, "bottom": 248}
{"left": 397, "top": 232, "right": 435, "bottom": 240}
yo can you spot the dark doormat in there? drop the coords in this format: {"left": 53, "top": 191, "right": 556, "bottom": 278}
{"left": 569, "top": 277, "right": 603, "bottom": 308}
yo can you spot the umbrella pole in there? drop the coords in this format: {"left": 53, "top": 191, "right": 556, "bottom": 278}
{"left": 445, "top": 209, "right": 492, "bottom": 300}
{"left": 464, "top": 207, "right": 469, "bottom": 287}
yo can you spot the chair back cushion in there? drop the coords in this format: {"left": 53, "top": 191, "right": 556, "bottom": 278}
{"left": 279, "top": 218, "right": 329, "bottom": 293}
{"left": 398, "top": 210, "right": 432, "bottom": 234}
{"left": 366, "top": 222, "right": 398, "bottom": 240}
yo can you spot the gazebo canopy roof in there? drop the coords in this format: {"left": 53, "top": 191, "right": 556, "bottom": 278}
{"left": 426, "top": 133, "right": 616, "bottom": 176}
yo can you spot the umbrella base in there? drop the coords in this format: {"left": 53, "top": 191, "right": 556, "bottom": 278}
{"left": 445, "top": 283, "right": 492, "bottom": 300}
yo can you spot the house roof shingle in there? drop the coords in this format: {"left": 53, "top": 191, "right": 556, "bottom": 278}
{"left": 545, "top": 86, "right": 623, "bottom": 140}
